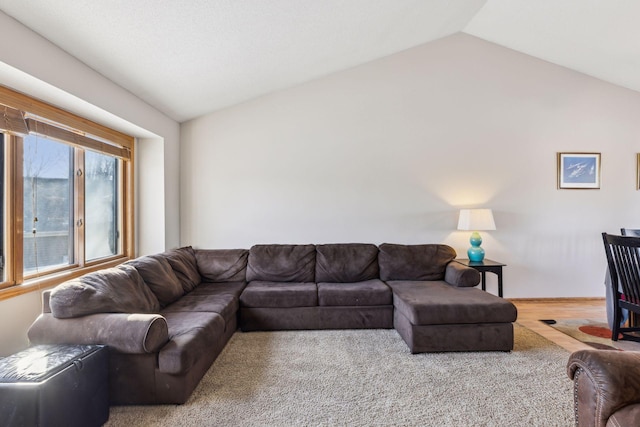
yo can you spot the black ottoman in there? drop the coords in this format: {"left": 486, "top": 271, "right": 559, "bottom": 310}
{"left": 0, "top": 344, "right": 109, "bottom": 427}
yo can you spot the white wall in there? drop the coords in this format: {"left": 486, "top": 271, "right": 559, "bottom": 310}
{"left": 181, "top": 33, "right": 640, "bottom": 299}
{"left": 137, "top": 138, "right": 167, "bottom": 255}
{"left": 0, "top": 12, "right": 180, "bottom": 355}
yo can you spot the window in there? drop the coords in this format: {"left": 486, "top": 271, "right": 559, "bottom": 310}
{"left": 23, "top": 135, "right": 74, "bottom": 275}
{"left": 0, "top": 86, "right": 134, "bottom": 296}
{"left": 85, "top": 150, "right": 120, "bottom": 261}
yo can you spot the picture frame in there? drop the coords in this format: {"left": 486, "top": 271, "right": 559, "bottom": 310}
{"left": 557, "top": 152, "right": 601, "bottom": 189}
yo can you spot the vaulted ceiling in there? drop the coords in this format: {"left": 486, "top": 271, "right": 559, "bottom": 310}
{"left": 1, "top": 0, "right": 638, "bottom": 123}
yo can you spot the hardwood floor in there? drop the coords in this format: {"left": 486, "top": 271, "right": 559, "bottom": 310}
{"left": 511, "top": 298, "right": 607, "bottom": 353}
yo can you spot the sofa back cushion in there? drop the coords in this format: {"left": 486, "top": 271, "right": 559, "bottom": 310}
{"left": 126, "top": 256, "right": 184, "bottom": 307}
{"left": 195, "top": 249, "right": 248, "bottom": 282}
{"left": 315, "top": 243, "right": 379, "bottom": 283}
{"left": 49, "top": 264, "right": 160, "bottom": 319}
{"left": 246, "top": 244, "right": 316, "bottom": 282}
{"left": 378, "top": 244, "right": 456, "bottom": 281}
{"left": 154, "top": 246, "right": 201, "bottom": 292}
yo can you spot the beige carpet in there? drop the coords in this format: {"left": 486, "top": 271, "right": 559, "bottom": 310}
{"left": 106, "top": 325, "right": 573, "bottom": 427}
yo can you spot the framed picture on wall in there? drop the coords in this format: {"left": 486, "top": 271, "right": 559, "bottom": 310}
{"left": 557, "top": 152, "right": 601, "bottom": 189}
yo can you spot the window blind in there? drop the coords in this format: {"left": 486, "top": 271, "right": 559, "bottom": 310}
{"left": 0, "top": 105, "right": 29, "bottom": 135}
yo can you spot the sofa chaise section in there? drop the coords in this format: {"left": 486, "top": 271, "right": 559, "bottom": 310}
{"left": 379, "top": 243, "right": 517, "bottom": 353}
{"left": 390, "top": 281, "right": 517, "bottom": 352}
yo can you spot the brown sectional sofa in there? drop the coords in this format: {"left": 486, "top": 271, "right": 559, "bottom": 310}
{"left": 27, "top": 243, "right": 517, "bottom": 405}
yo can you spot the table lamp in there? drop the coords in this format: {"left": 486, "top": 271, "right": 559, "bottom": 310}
{"left": 457, "top": 209, "right": 496, "bottom": 262}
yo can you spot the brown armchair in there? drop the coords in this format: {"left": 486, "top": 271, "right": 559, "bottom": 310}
{"left": 567, "top": 349, "right": 640, "bottom": 426}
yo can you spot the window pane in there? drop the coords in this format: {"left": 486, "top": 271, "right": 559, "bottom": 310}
{"left": 85, "top": 150, "right": 119, "bottom": 261}
{"left": 23, "top": 135, "right": 74, "bottom": 274}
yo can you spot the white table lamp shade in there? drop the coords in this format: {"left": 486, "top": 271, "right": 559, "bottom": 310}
{"left": 457, "top": 209, "right": 496, "bottom": 231}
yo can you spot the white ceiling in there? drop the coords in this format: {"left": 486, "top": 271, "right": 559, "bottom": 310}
{"left": 0, "top": 0, "right": 639, "bottom": 123}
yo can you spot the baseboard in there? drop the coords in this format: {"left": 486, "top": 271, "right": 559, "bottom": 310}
{"left": 508, "top": 297, "right": 605, "bottom": 303}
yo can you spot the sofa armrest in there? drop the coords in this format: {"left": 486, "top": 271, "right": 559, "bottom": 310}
{"left": 567, "top": 349, "right": 640, "bottom": 427}
{"left": 444, "top": 262, "right": 480, "bottom": 287}
{"left": 28, "top": 312, "right": 169, "bottom": 354}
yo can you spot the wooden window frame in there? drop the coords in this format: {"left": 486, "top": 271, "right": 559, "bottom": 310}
{"left": 0, "top": 85, "right": 135, "bottom": 300}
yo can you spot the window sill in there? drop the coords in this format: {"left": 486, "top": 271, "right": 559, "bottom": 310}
{"left": 0, "top": 257, "right": 129, "bottom": 302}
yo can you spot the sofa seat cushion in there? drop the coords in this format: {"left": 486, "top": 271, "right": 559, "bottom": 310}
{"left": 195, "top": 249, "right": 248, "bottom": 282}
{"left": 240, "top": 281, "right": 318, "bottom": 308}
{"left": 388, "top": 281, "right": 517, "bottom": 325}
{"left": 246, "top": 244, "right": 316, "bottom": 282}
{"left": 189, "top": 281, "right": 246, "bottom": 298}
{"left": 317, "top": 280, "right": 391, "bottom": 306}
{"left": 315, "top": 243, "right": 379, "bottom": 283}
{"left": 158, "top": 312, "right": 225, "bottom": 374}
{"left": 161, "top": 294, "right": 238, "bottom": 322}
{"left": 379, "top": 244, "right": 456, "bottom": 281}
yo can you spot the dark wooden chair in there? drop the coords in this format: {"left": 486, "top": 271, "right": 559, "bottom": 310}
{"left": 602, "top": 232, "right": 640, "bottom": 341}
{"left": 621, "top": 229, "right": 640, "bottom": 326}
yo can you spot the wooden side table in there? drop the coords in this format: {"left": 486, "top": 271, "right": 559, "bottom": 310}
{"left": 455, "top": 258, "right": 506, "bottom": 298}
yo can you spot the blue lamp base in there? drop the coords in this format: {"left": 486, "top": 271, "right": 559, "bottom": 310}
{"left": 467, "top": 231, "right": 485, "bottom": 262}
